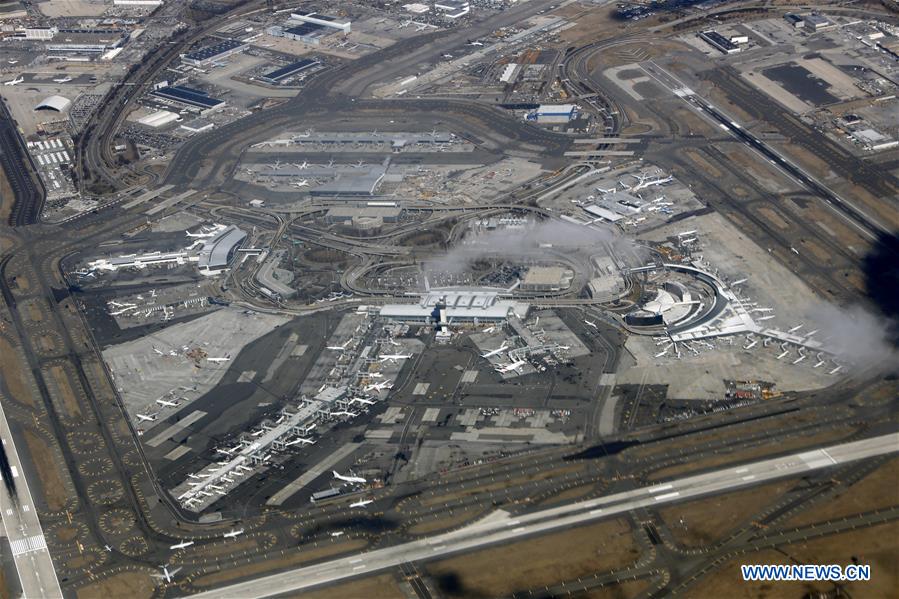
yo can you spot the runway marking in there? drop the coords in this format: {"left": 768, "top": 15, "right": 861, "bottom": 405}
{"left": 352, "top": 565, "right": 366, "bottom": 571}
{"left": 648, "top": 484, "right": 673, "bottom": 494}
{"left": 741, "top": 475, "right": 756, "bottom": 481}
{"left": 589, "top": 509, "right": 603, "bottom": 515}
{"left": 734, "top": 467, "right": 749, "bottom": 473}
{"left": 349, "top": 558, "right": 363, "bottom": 564}
{"left": 654, "top": 491, "right": 680, "bottom": 501}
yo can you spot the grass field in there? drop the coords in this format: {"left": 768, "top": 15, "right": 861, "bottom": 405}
{"left": 425, "top": 518, "right": 637, "bottom": 597}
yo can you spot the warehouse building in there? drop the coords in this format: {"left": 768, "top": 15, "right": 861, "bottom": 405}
{"left": 520, "top": 266, "right": 572, "bottom": 292}
{"left": 151, "top": 85, "right": 225, "bottom": 114}
{"left": 138, "top": 109, "right": 180, "bottom": 128}
{"left": 289, "top": 11, "right": 351, "bottom": 33}
{"left": 434, "top": 0, "right": 470, "bottom": 18}
{"left": 527, "top": 104, "right": 577, "bottom": 123}
{"left": 698, "top": 30, "right": 741, "bottom": 54}
{"left": 182, "top": 39, "right": 247, "bottom": 66}
{"left": 260, "top": 58, "right": 319, "bottom": 84}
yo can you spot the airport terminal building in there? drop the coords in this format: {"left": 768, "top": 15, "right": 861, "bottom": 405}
{"left": 380, "top": 287, "right": 527, "bottom": 325}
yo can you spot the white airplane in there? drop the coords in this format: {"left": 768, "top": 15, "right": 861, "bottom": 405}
{"left": 378, "top": 354, "right": 412, "bottom": 363}
{"left": 3, "top": 76, "right": 23, "bottom": 86}
{"left": 207, "top": 356, "right": 230, "bottom": 363}
{"left": 7, "top": 60, "right": 17, "bottom": 65}
{"left": 468, "top": 40, "right": 484, "bottom": 46}
{"left": 222, "top": 528, "right": 244, "bottom": 539}
{"left": 285, "top": 437, "right": 314, "bottom": 446}
{"left": 757, "top": 315, "right": 775, "bottom": 321}
{"left": 829, "top": 365, "right": 843, "bottom": 375}
{"left": 156, "top": 399, "right": 178, "bottom": 408}
{"left": 654, "top": 347, "right": 669, "bottom": 358}
{"left": 792, "top": 355, "right": 806, "bottom": 365}
{"left": 153, "top": 348, "right": 165, "bottom": 355}
{"left": 743, "top": 339, "right": 758, "bottom": 350}
{"left": 169, "top": 540, "right": 194, "bottom": 550}
{"left": 364, "top": 381, "right": 392, "bottom": 393}
{"left": 152, "top": 565, "right": 182, "bottom": 584}
{"left": 294, "top": 160, "right": 309, "bottom": 169}
{"left": 330, "top": 531, "right": 345, "bottom": 537}
{"left": 53, "top": 76, "right": 72, "bottom": 83}
{"left": 813, "top": 359, "right": 826, "bottom": 368}
{"left": 788, "top": 324, "right": 803, "bottom": 333}
{"left": 495, "top": 360, "right": 527, "bottom": 374}
{"left": 480, "top": 342, "right": 508, "bottom": 359}
{"left": 327, "top": 339, "right": 352, "bottom": 351}
{"left": 366, "top": 372, "right": 384, "bottom": 378}
{"left": 331, "top": 410, "right": 359, "bottom": 418}
{"left": 136, "top": 412, "right": 158, "bottom": 423}
{"left": 790, "top": 247, "right": 800, "bottom": 255}
{"left": 350, "top": 499, "right": 373, "bottom": 508}
{"left": 776, "top": 350, "right": 790, "bottom": 360}
{"left": 482, "top": 326, "right": 496, "bottom": 334}
{"left": 350, "top": 397, "right": 375, "bottom": 406}
{"left": 292, "top": 179, "right": 309, "bottom": 188}
{"left": 585, "top": 320, "right": 598, "bottom": 329}
{"left": 333, "top": 470, "right": 366, "bottom": 484}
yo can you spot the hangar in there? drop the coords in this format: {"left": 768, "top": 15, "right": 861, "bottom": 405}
{"left": 35, "top": 95, "right": 72, "bottom": 112}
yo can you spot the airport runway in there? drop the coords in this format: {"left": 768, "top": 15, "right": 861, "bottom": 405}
{"left": 189, "top": 432, "right": 899, "bottom": 598}
{"left": 0, "top": 100, "right": 44, "bottom": 226}
{"left": 0, "top": 392, "right": 63, "bottom": 597}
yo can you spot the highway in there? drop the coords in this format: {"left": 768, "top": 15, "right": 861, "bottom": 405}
{"left": 0, "top": 393, "right": 62, "bottom": 597}
{"left": 189, "top": 432, "right": 899, "bottom": 598}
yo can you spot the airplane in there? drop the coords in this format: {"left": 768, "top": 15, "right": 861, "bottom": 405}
{"left": 792, "top": 355, "right": 806, "bottom": 365}
{"left": 350, "top": 397, "right": 375, "bottom": 406}
{"left": 378, "top": 353, "right": 412, "bottom": 363}
{"left": 743, "top": 339, "right": 758, "bottom": 350}
{"left": 350, "top": 499, "right": 373, "bottom": 508}
{"left": 829, "top": 365, "right": 843, "bottom": 375}
{"left": 813, "top": 359, "right": 826, "bottom": 368}
{"left": 207, "top": 356, "right": 230, "bottom": 363}
{"left": 364, "top": 381, "right": 392, "bottom": 393}
{"left": 156, "top": 399, "right": 178, "bottom": 408}
{"left": 731, "top": 278, "right": 748, "bottom": 286}
{"left": 585, "top": 320, "right": 598, "bottom": 329}
{"left": 385, "top": 338, "right": 400, "bottom": 347}
{"left": 480, "top": 342, "right": 508, "bottom": 359}
{"left": 3, "top": 76, "right": 23, "bottom": 86}
{"left": 330, "top": 410, "right": 359, "bottom": 418}
{"left": 482, "top": 326, "right": 496, "bottom": 334}
{"left": 787, "top": 324, "right": 803, "bottom": 333}
{"left": 152, "top": 565, "right": 182, "bottom": 584}
{"left": 153, "top": 348, "right": 165, "bottom": 355}
{"left": 330, "top": 531, "right": 345, "bottom": 537}
{"left": 654, "top": 347, "right": 669, "bottom": 358}
{"left": 53, "top": 76, "right": 72, "bottom": 83}
{"left": 806, "top": 329, "right": 819, "bottom": 337}
{"left": 104, "top": 544, "right": 112, "bottom": 552}
{"left": 757, "top": 315, "right": 775, "bottom": 321}
{"left": 222, "top": 528, "right": 244, "bottom": 539}
{"left": 7, "top": 60, "right": 17, "bottom": 65}
{"left": 790, "top": 247, "right": 800, "bottom": 255}
{"left": 366, "top": 372, "right": 384, "bottom": 378}
{"left": 468, "top": 40, "right": 484, "bottom": 46}
{"left": 327, "top": 339, "right": 352, "bottom": 351}
{"left": 776, "top": 350, "right": 790, "bottom": 360}
{"left": 136, "top": 412, "right": 158, "bottom": 423}
{"left": 294, "top": 160, "right": 309, "bottom": 169}
{"left": 333, "top": 470, "right": 366, "bottom": 484}
{"left": 286, "top": 437, "right": 315, "bottom": 446}
{"left": 292, "top": 179, "right": 309, "bottom": 188}
{"left": 169, "top": 540, "right": 194, "bottom": 550}
{"left": 495, "top": 360, "right": 527, "bottom": 374}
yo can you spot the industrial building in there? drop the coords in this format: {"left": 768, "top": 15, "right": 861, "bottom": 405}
{"left": 527, "top": 104, "right": 577, "bottom": 123}
{"left": 35, "top": 96, "right": 72, "bottom": 113}
{"left": 803, "top": 14, "right": 835, "bottom": 32}
{"left": 259, "top": 59, "right": 319, "bottom": 84}
{"left": 151, "top": 85, "right": 225, "bottom": 114}
{"left": 180, "top": 118, "right": 214, "bottom": 133}
{"left": 181, "top": 39, "right": 247, "bottom": 66}
{"left": 699, "top": 30, "right": 741, "bottom": 54}
{"left": 289, "top": 11, "right": 352, "bottom": 33}
{"left": 138, "top": 110, "right": 180, "bottom": 128}
{"left": 520, "top": 266, "right": 572, "bottom": 292}
{"left": 434, "top": 0, "right": 470, "bottom": 19}
{"left": 380, "top": 287, "right": 526, "bottom": 324}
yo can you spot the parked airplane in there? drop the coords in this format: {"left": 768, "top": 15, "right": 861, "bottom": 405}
{"left": 53, "top": 76, "right": 72, "bottom": 83}
{"left": 152, "top": 565, "right": 182, "bottom": 583}
{"left": 585, "top": 320, "right": 598, "bottom": 329}
{"left": 350, "top": 397, "right": 375, "bottom": 406}
{"left": 776, "top": 350, "right": 790, "bottom": 360}
{"left": 468, "top": 40, "right": 484, "bottom": 46}
{"left": 331, "top": 410, "right": 358, "bottom": 418}
{"left": 327, "top": 339, "right": 352, "bottom": 351}
{"left": 743, "top": 339, "right": 758, "bottom": 350}
{"left": 136, "top": 412, "right": 158, "bottom": 423}
{"left": 480, "top": 342, "right": 508, "bottom": 359}
{"left": 169, "top": 540, "right": 194, "bottom": 550}
{"left": 378, "top": 353, "right": 412, "bottom": 363}
{"left": 207, "top": 356, "right": 230, "bottom": 363}
{"left": 829, "top": 365, "right": 843, "bottom": 375}
{"left": 495, "top": 360, "right": 527, "bottom": 374}
{"left": 364, "top": 381, "right": 392, "bottom": 392}
{"left": 285, "top": 437, "right": 314, "bottom": 446}
{"left": 3, "top": 76, "right": 23, "bottom": 86}
{"left": 294, "top": 160, "right": 309, "bottom": 169}
{"left": 222, "top": 528, "right": 244, "bottom": 539}
{"left": 292, "top": 179, "right": 309, "bottom": 188}
{"left": 156, "top": 399, "right": 178, "bottom": 408}
{"left": 350, "top": 499, "right": 373, "bottom": 508}
{"left": 333, "top": 470, "right": 366, "bottom": 484}
{"left": 330, "top": 531, "right": 345, "bottom": 537}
